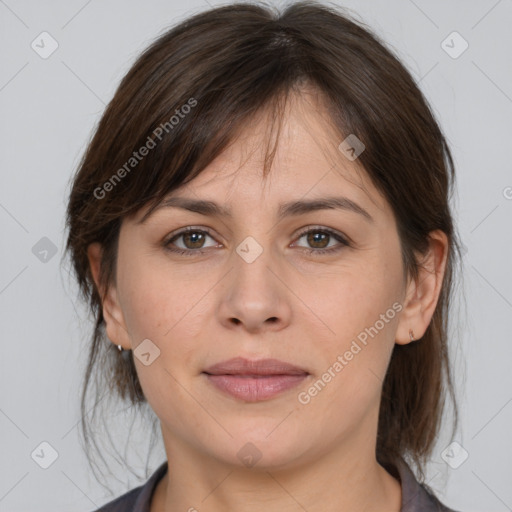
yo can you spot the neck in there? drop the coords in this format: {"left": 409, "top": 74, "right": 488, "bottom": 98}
{"left": 152, "top": 432, "right": 401, "bottom": 512}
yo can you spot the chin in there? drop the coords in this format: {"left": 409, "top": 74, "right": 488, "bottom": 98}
{"left": 209, "top": 422, "right": 309, "bottom": 471}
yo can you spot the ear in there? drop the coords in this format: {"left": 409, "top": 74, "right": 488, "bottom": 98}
{"left": 87, "top": 242, "right": 131, "bottom": 350}
{"left": 395, "top": 230, "right": 449, "bottom": 345}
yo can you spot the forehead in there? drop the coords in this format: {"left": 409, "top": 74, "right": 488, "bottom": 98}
{"left": 137, "top": 88, "right": 390, "bottom": 222}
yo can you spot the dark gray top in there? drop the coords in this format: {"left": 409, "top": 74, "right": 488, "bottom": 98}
{"left": 94, "top": 458, "right": 459, "bottom": 511}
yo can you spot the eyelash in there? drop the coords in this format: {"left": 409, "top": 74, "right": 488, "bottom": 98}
{"left": 163, "top": 225, "right": 350, "bottom": 257}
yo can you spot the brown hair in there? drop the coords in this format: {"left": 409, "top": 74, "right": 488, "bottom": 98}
{"left": 65, "top": 0, "right": 462, "bottom": 489}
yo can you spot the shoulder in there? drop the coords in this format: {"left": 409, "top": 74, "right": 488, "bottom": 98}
{"left": 92, "top": 461, "right": 168, "bottom": 512}
{"left": 390, "top": 458, "right": 461, "bottom": 512}
{"left": 94, "top": 486, "right": 143, "bottom": 512}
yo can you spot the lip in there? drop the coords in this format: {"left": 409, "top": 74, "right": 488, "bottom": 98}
{"left": 202, "top": 357, "right": 309, "bottom": 402}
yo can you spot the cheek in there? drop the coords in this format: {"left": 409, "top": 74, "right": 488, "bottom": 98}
{"left": 117, "top": 252, "right": 207, "bottom": 344}
{"left": 315, "top": 258, "right": 402, "bottom": 351}
{"left": 115, "top": 260, "right": 211, "bottom": 429}
{"left": 305, "top": 244, "right": 403, "bottom": 403}
{"left": 296, "top": 287, "right": 400, "bottom": 450}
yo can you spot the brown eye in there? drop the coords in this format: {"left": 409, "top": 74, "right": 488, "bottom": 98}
{"left": 164, "top": 227, "right": 219, "bottom": 255}
{"left": 181, "top": 231, "right": 207, "bottom": 249}
{"left": 305, "top": 231, "right": 330, "bottom": 249}
{"left": 293, "top": 227, "right": 349, "bottom": 255}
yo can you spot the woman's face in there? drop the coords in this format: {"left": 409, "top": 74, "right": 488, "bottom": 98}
{"left": 101, "top": 90, "right": 414, "bottom": 470}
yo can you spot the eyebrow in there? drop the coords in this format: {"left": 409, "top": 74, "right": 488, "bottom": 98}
{"left": 138, "top": 195, "right": 374, "bottom": 224}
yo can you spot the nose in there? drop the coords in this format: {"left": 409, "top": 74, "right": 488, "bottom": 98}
{"left": 216, "top": 242, "right": 293, "bottom": 334}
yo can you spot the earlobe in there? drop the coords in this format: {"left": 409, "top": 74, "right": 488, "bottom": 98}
{"left": 395, "top": 230, "right": 449, "bottom": 345}
{"left": 87, "top": 242, "right": 131, "bottom": 350}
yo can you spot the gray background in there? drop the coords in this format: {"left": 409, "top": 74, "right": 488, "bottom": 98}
{"left": 1, "top": 0, "right": 511, "bottom": 510}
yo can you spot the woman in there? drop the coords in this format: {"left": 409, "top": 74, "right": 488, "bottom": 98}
{"left": 65, "top": 1, "right": 463, "bottom": 510}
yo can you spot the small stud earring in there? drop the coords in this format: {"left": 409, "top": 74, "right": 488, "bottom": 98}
{"left": 117, "top": 344, "right": 123, "bottom": 352}
{"left": 409, "top": 329, "right": 415, "bottom": 342}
